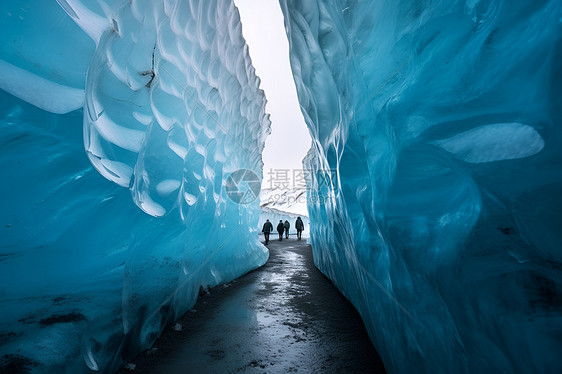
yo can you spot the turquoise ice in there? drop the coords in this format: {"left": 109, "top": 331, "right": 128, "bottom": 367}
{"left": 1, "top": 0, "right": 561, "bottom": 373}
{"left": 1, "top": 1, "right": 269, "bottom": 372}
{"left": 281, "top": 0, "right": 562, "bottom": 373}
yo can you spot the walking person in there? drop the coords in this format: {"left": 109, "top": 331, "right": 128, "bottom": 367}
{"left": 295, "top": 217, "right": 304, "bottom": 240}
{"left": 277, "top": 220, "right": 284, "bottom": 241}
{"left": 262, "top": 219, "right": 273, "bottom": 245}
{"left": 284, "top": 220, "right": 290, "bottom": 239}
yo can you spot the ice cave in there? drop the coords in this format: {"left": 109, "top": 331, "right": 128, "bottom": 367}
{"left": 1, "top": 0, "right": 561, "bottom": 373}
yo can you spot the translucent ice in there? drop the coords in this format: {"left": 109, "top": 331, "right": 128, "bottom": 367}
{"left": 0, "top": 1, "right": 269, "bottom": 372}
{"left": 281, "top": 0, "right": 562, "bottom": 373}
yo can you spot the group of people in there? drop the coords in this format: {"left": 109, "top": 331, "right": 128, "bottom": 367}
{"left": 261, "top": 217, "right": 305, "bottom": 244}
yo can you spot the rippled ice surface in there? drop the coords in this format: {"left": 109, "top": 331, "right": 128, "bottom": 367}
{"left": 1, "top": 1, "right": 269, "bottom": 372}
{"left": 281, "top": 1, "right": 562, "bottom": 373}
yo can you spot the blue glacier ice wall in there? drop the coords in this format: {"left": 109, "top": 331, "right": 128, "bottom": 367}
{"left": 0, "top": 1, "right": 269, "bottom": 372}
{"left": 280, "top": 1, "right": 562, "bottom": 372}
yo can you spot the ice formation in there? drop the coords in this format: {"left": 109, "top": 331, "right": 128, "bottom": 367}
{"left": 281, "top": 0, "right": 562, "bottom": 372}
{"left": 0, "top": 1, "right": 269, "bottom": 372}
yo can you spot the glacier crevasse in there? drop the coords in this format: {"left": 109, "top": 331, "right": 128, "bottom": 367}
{"left": 280, "top": 0, "right": 562, "bottom": 373}
{"left": 0, "top": 0, "right": 269, "bottom": 372}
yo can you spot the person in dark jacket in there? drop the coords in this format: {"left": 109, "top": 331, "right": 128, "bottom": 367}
{"left": 262, "top": 219, "right": 273, "bottom": 244}
{"left": 277, "top": 220, "right": 284, "bottom": 241}
{"left": 295, "top": 217, "right": 304, "bottom": 240}
{"left": 284, "top": 220, "right": 290, "bottom": 239}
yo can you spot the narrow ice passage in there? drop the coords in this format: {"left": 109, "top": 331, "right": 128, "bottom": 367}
{"left": 118, "top": 239, "right": 385, "bottom": 373}
{"left": 1, "top": 0, "right": 561, "bottom": 373}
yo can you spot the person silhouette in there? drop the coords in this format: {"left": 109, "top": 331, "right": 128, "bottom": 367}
{"left": 262, "top": 219, "right": 273, "bottom": 244}
{"left": 284, "top": 220, "right": 290, "bottom": 239}
{"left": 277, "top": 220, "right": 284, "bottom": 241}
{"left": 295, "top": 217, "right": 304, "bottom": 240}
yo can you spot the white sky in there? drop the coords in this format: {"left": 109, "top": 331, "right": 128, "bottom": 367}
{"left": 234, "top": 0, "right": 312, "bottom": 189}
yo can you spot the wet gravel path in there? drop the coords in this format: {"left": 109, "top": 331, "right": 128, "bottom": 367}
{"left": 121, "top": 238, "right": 386, "bottom": 373}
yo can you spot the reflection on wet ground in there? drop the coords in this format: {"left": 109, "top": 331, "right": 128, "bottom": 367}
{"left": 122, "top": 239, "right": 386, "bottom": 373}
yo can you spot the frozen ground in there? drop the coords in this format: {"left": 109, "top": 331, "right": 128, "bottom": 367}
{"left": 119, "top": 239, "right": 385, "bottom": 373}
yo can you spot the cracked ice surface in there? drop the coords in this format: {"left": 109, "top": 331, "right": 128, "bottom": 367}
{"left": 281, "top": 1, "right": 562, "bottom": 373}
{"left": 0, "top": 0, "right": 269, "bottom": 372}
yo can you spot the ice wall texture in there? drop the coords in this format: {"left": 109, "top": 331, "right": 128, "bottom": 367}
{"left": 281, "top": 1, "right": 562, "bottom": 373}
{"left": 0, "top": 1, "right": 269, "bottom": 372}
